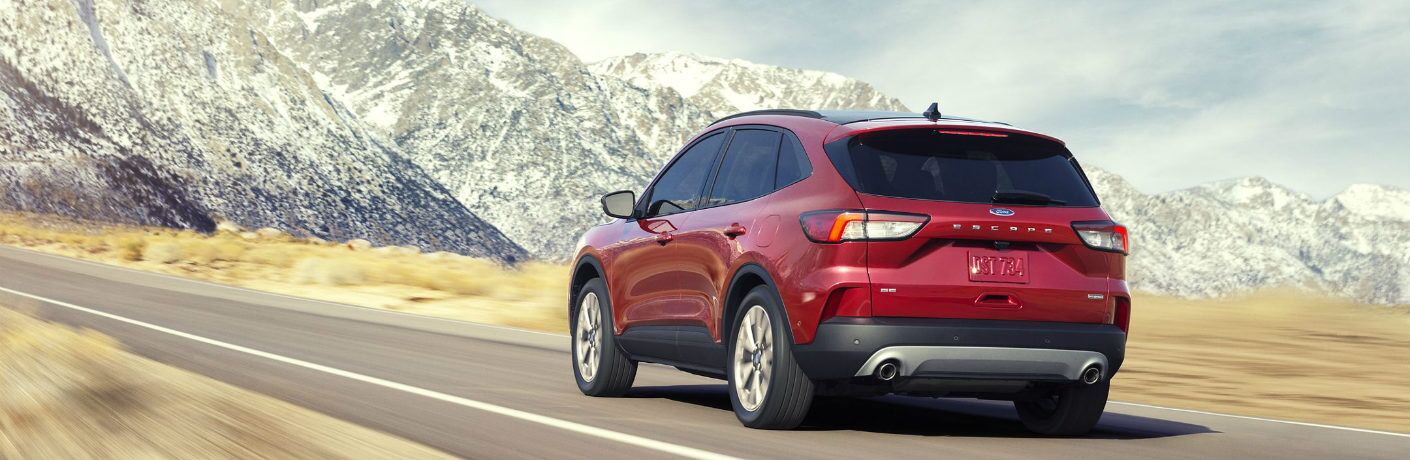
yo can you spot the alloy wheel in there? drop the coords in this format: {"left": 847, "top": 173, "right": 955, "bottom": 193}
{"left": 732, "top": 305, "right": 774, "bottom": 412}
{"left": 576, "top": 292, "right": 602, "bottom": 382}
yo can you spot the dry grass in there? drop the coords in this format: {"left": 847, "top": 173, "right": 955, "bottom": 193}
{"left": 0, "top": 212, "right": 568, "bottom": 331}
{"left": 1114, "top": 292, "right": 1410, "bottom": 433}
{"left": 0, "top": 307, "right": 452, "bottom": 459}
{"left": 2, "top": 212, "right": 1407, "bottom": 433}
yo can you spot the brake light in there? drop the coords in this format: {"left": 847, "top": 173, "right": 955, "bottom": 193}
{"left": 936, "top": 130, "right": 1008, "bottom": 137}
{"left": 1114, "top": 296, "right": 1132, "bottom": 333}
{"left": 1072, "top": 220, "right": 1129, "bottom": 254}
{"left": 800, "top": 210, "right": 929, "bottom": 243}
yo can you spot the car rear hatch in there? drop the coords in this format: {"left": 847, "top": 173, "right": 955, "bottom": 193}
{"left": 822, "top": 127, "right": 1126, "bottom": 324}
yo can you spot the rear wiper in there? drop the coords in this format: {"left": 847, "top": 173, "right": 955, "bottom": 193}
{"left": 991, "top": 190, "right": 1066, "bottom": 206}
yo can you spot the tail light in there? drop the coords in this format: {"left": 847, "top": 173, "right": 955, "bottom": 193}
{"left": 936, "top": 130, "right": 1009, "bottom": 138}
{"left": 800, "top": 210, "right": 929, "bottom": 243}
{"left": 1114, "top": 296, "right": 1132, "bottom": 333}
{"left": 1072, "top": 220, "right": 1129, "bottom": 254}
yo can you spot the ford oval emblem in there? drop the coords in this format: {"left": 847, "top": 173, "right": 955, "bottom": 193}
{"left": 989, "top": 208, "right": 1015, "bottom": 217}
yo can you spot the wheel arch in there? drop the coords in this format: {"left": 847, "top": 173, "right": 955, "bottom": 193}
{"left": 571, "top": 254, "right": 607, "bottom": 315}
{"left": 722, "top": 264, "right": 793, "bottom": 345}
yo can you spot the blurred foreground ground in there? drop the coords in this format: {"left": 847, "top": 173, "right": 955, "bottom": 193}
{"left": 1116, "top": 293, "right": 1408, "bottom": 432}
{"left": 0, "top": 213, "right": 568, "bottom": 331}
{"left": 2, "top": 212, "right": 1407, "bottom": 433}
{"left": 0, "top": 307, "right": 451, "bottom": 459}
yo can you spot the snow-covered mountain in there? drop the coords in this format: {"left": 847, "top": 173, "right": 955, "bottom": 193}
{"left": 0, "top": 0, "right": 523, "bottom": 261}
{"left": 239, "top": 1, "right": 909, "bottom": 259}
{"left": 2, "top": 0, "right": 1403, "bottom": 305}
{"left": 1089, "top": 169, "right": 1410, "bottom": 305}
{"left": 591, "top": 52, "right": 911, "bottom": 118}
{"left": 1, "top": 0, "right": 913, "bottom": 261}
{"left": 240, "top": 0, "right": 714, "bottom": 259}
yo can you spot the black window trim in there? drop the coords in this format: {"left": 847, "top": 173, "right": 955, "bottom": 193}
{"left": 701, "top": 126, "right": 782, "bottom": 209}
{"left": 638, "top": 123, "right": 817, "bottom": 219}
{"left": 636, "top": 128, "right": 731, "bottom": 219}
{"left": 773, "top": 128, "right": 814, "bottom": 191}
{"left": 1068, "top": 157, "right": 1103, "bottom": 207}
{"left": 695, "top": 124, "right": 813, "bottom": 212}
{"left": 698, "top": 129, "right": 739, "bottom": 211}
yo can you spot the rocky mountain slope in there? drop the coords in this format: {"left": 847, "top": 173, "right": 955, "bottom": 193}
{"left": 240, "top": 0, "right": 713, "bottom": 259}
{"left": 591, "top": 52, "right": 911, "bottom": 118}
{"left": 3, "top": 0, "right": 1402, "bottom": 304}
{"left": 1089, "top": 169, "right": 1410, "bottom": 305}
{"left": 0, "top": 0, "right": 523, "bottom": 261}
{"left": 239, "top": 1, "right": 913, "bottom": 259}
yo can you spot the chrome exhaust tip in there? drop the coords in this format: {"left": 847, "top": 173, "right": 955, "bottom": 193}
{"left": 876, "top": 361, "right": 899, "bottom": 381}
{"left": 1081, "top": 365, "right": 1103, "bottom": 385}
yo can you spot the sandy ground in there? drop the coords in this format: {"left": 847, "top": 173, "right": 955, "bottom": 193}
{"left": 1115, "top": 293, "right": 1410, "bottom": 432}
{"left": 2, "top": 212, "right": 1406, "bottom": 433}
{"left": 0, "top": 307, "right": 452, "bottom": 459}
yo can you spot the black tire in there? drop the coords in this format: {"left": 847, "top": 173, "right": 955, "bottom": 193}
{"left": 1014, "top": 380, "right": 1109, "bottom": 435}
{"left": 727, "top": 286, "right": 814, "bottom": 429}
{"left": 571, "top": 278, "right": 636, "bottom": 396}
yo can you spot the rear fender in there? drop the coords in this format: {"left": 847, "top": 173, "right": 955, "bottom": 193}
{"left": 721, "top": 264, "right": 793, "bottom": 344}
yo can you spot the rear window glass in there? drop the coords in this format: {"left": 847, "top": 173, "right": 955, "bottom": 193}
{"left": 828, "top": 129, "right": 1098, "bottom": 207}
{"left": 706, "top": 129, "right": 781, "bottom": 207}
{"left": 775, "top": 133, "right": 811, "bottom": 188}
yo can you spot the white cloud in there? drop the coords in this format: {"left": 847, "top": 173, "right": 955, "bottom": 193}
{"left": 472, "top": 0, "right": 1410, "bottom": 197}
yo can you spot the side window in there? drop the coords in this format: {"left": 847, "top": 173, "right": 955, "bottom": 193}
{"left": 705, "top": 129, "right": 781, "bottom": 207}
{"left": 644, "top": 133, "right": 725, "bottom": 217}
{"left": 775, "top": 133, "right": 812, "bottom": 188}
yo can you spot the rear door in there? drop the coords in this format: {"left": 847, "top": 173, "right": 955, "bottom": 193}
{"left": 673, "top": 127, "right": 784, "bottom": 340}
{"left": 830, "top": 128, "right": 1119, "bottom": 324}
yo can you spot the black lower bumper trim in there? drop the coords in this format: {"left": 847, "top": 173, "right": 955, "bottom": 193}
{"left": 793, "top": 317, "right": 1126, "bottom": 381}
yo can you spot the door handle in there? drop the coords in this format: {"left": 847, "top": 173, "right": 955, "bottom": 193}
{"left": 723, "top": 223, "right": 747, "bottom": 238}
{"left": 655, "top": 233, "right": 674, "bottom": 245}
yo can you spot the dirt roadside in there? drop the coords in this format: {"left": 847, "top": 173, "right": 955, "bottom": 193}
{"left": 0, "top": 307, "right": 453, "bottom": 459}
{"left": 3, "top": 212, "right": 1407, "bottom": 433}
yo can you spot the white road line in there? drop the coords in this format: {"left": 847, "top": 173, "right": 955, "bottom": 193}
{"left": 1108, "top": 401, "right": 1410, "bottom": 438}
{"left": 6, "top": 247, "right": 1409, "bottom": 440}
{"left": 0, "top": 286, "right": 741, "bottom": 460}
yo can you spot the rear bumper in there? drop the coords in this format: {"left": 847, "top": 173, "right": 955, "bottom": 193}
{"left": 793, "top": 317, "right": 1126, "bottom": 381}
{"left": 853, "top": 346, "right": 1108, "bottom": 382}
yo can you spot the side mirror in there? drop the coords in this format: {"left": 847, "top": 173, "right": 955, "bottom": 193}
{"left": 601, "top": 190, "right": 636, "bottom": 219}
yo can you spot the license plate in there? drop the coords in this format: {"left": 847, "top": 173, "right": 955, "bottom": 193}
{"left": 967, "top": 250, "right": 1029, "bottom": 284}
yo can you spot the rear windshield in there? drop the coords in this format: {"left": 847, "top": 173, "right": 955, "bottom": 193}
{"left": 826, "top": 129, "right": 1099, "bottom": 207}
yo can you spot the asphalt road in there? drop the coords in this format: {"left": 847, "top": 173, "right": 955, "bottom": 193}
{"left": 1, "top": 245, "right": 1406, "bottom": 459}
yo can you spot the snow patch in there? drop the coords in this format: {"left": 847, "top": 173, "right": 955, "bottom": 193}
{"left": 591, "top": 52, "right": 910, "bottom": 118}
{"left": 1335, "top": 184, "right": 1410, "bottom": 221}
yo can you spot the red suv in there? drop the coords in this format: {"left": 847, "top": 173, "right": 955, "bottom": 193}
{"left": 569, "top": 106, "right": 1130, "bottom": 434}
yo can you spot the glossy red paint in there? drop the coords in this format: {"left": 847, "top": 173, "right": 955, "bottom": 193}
{"left": 572, "top": 113, "right": 1128, "bottom": 348}
{"left": 858, "top": 194, "right": 1118, "bottom": 324}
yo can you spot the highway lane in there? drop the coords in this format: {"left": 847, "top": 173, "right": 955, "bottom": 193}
{"left": 1, "top": 245, "right": 1406, "bottom": 459}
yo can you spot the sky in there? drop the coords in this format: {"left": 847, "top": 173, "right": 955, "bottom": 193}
{"left": 474, "top": 0, "right": 1409, "bottom": 198}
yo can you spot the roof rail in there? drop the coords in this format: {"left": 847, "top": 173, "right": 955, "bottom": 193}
{"left": 819, "top": 111, "right": 1013, "bottom": 126}
{"left": 710, "top": 109, "right": 824, "bottom": 125}
{"left": 709, "top": 108, "right": 1014, "bottom": 127}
